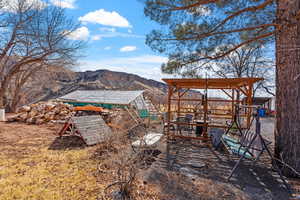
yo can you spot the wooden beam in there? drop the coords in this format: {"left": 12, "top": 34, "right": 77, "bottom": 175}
{"left": 167, "top": 86, "right": 172, "bottom": 138}
{"left": 171, "top": 98, "right": 243, "bottom": 103}
{"left": 169, "top": 121, "right": 249, "bottom": 129}
{"left": 171, "top": 98, "right": 201, "bottom": 102}
{"left": 221, "top": 89, "right": 233, "bottom": 99}
{"left": 232, "top": 89, "right": 235, "bottom": 121}
{"left": 236, "top": 86, "right": 248, "bottom": 96}
{"left": 177, "top": 89, "right": 181, "bottom": 119}
{"left": 163, "top": 78, "right": 263, "bottom": 90}
{"left": 246, "top": 83, "right": 253, "bottom": 129}
{"left": 179, "top": 88, "right": 190, "bottom": 98}
{"left": 171, "top": 135, "right": 211, "bottom": 141}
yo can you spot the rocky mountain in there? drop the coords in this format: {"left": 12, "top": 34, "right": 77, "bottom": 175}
{"left": 32, "top": 69, "right": 168, "bottom": 103}
{"left": 20, "top": 69, "right": 202, "bottom": 108}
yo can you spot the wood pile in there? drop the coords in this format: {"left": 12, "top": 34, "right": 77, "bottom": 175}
{"left": 8, "top": 101, "right": 74, "bottom": 124}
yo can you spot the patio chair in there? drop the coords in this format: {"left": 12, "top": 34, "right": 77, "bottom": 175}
{"left": 162, "top": 112, "right": 175, "bottom": 133}
{"left": 176, "top": 116, "right": 193, "bottom": 134}
{"left": 185, "top": 114, "right": 194, "bottom": 131}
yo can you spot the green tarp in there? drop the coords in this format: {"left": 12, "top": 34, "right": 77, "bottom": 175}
{"left": 64, "top": 102, "right": 126, "bottom": 109}
{"left": 65, "top": 102, "right": 152, "bottom": 118}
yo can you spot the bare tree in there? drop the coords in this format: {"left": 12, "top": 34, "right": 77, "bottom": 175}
{"left": 0, "top": 0, "right": 84, "bottom": 110}
{"left": 6, "top": 62, "right": 76, "bottom": 111}
{"left": 209, "top": 45, "right": 275, "bottom": 96}
{"left": 7, "top": 63, "right": 44, "bottom": 111}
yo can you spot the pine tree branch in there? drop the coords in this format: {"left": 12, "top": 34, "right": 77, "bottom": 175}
{"left": 199, "top": 31, "right": 275, "bottom": 61}
{"left": 166, "top": 0, "right": 219, "bottom": 11}
{"left": 209, "top": 0, "right": 274, "bottom": 33}
{"left": 161, "top": 24, "right": 276, "bottom": 41}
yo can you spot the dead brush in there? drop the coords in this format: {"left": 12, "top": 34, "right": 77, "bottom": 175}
{"left": 99, "top": 133, "right": 159, "bottom": 200}
{"left": 92, "top": 136, "right": 118, "bottom": 160}
{"left": 93, "top": 131, "right": 127, "bottom": 175}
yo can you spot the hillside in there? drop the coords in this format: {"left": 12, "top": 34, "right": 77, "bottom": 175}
{"left": 26, "top": 69, "right": 169, "bottom": 105}
{"left": 20, "top": 68, "right": 203, "bottom": 108}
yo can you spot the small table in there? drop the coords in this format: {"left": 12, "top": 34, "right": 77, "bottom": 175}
{"left": 194, "top": 120, "right": 205, "bottom": 137}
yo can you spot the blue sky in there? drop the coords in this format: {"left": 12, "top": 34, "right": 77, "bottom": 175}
{"left": 49, "top": 0, "right": 169, "bottom": 81}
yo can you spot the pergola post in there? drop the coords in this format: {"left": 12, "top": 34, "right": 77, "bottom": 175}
{"left": 246, "top": 83, "right": 253, "bottom": 129}
{"left": 177, "top": 88, "right": 181, "bottom": 119}
{"left": 203, "top": 94, "right": 208, "bottom": 137}
{"left": 232, "top": 89, "right": 235, "bottom": 121}
{"left": 167, "top": 86, "right": 173, "bottom": 138}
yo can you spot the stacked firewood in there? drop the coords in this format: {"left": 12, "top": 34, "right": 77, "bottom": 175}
{"left": 8, "top": 101, "right": 74, "bottom": 124}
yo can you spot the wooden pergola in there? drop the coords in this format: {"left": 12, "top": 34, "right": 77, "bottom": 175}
{"left": 162, "top": 77, "right": 263, "bottom": 141}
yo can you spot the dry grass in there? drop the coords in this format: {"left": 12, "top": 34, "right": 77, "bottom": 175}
{"left": 0, "top": 122, "right": 161, "bottom": 200}
{"left": 0, "top": 122, "right": 100, "bottom": 200}
{"left": 2, "top": 121, "right": 293, "bottom": 200}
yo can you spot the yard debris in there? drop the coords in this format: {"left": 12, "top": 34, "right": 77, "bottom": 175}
{"left": 8, "top": 101, "right": 74, "bottom": 124}
{"left": 59, "top": 115, "right": 112, "bottom": 146}
{"left": 106, "top": 108, "right": 142, "bottom": 131}
{"left": 8, "top": 99, "right": 146, "bottom": 137}
{"left": 132, "top": 132, "right": 163, "bottom": 148}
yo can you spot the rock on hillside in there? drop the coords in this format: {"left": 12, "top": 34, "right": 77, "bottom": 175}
{"left": 19, "top": 69, "right": 201, "bottom": 108}
{"left": 23, "top": 69, "right": 169, "bottom": 105}
{"left": 74, "top": 70, "right": 167, "bottom": 95}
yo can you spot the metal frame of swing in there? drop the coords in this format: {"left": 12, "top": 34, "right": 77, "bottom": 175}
{"left": 222, "top": 105, "right": 290, "bottom": 191}
{"left": 221, "top": 106, "right": 267, "bottom": 162}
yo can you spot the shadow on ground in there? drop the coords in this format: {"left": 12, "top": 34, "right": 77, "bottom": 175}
{"left": 142, "top": 139, "right": 290, "bottom": 200}
{"left": 48, "top": 136, "right": 86, "bottom": 150}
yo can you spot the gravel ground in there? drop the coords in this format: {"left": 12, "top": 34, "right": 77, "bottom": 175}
{"left": 250, "top": 117, "right": 275, "bottom": 142}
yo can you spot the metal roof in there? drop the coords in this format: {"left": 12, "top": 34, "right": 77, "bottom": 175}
{"left": 58, "top": 90, "right": 144, "bottom": 105}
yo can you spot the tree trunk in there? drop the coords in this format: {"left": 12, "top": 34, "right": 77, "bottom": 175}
{"left": 275, "top": 0, "right": 300, "bottom": 177}
{"left": 9, "top": 84, "right": 23, "bottom": 112}
{"left": 0, "top": 87, "right": 6, "bottom": 109}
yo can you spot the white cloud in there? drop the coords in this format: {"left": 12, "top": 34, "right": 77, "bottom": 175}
{"left": 99, "top": 27, "right": 116, "bottom": 32}
{"left": 104, "top": 46, "right": 112, "bottom": 50}
{"left": 195, "top": 6, "right": 211, "bottom": 16}
{"left": 68, "top": 27, "right": 89, "bottom": 40}
{"left": 79, "top": 9, "right": 131, "bottom": 28}
{"left": 118, "top": 55, "right": 168, "bottom": 63}
{"left": 91, "top": 35, "right": 101, "bottom": 41}
{"left": 120, "top": 46, "right": 137, "bottom": 52}
{"left": 50, "top": 0, "right": 76, "bottom": 9}
{"left": 94, "top": 31, "right": 144, "bottom": 39}
{"left": 89, "top": 27, "right": 143, "bottom": 40}
{"left": 77, "top": 55, "right": 170, "bottom": 82}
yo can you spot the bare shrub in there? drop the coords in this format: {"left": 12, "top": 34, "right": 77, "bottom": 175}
{"left": 94, "top": 129, "right": 161, "bottom": 200}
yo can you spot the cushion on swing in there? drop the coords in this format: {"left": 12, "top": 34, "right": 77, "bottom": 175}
{"left": 222, "top": 134, "right": 239, "bottom": 144}
{"left": 222, "top": 134, "right": 253, "bottom": 159}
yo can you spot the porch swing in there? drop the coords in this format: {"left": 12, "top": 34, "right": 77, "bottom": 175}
{"left": 221, "top": 104, "right": 290, "bottom": 190}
